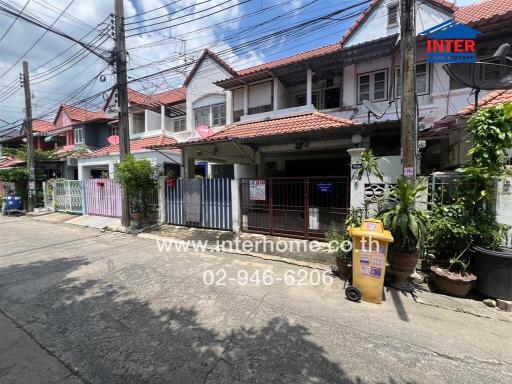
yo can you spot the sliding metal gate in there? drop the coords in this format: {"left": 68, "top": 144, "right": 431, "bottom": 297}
{"left": 53, "top": 180, "right": 83, "bottom": 213}
{"left": 166, "top": 178, "right": 232, "bottom": 231}
{"left": 84, "top": 178, "right": 122, "bottom": 218}
{"left": 240, "top": 177, "right": 350, "bottom": 240}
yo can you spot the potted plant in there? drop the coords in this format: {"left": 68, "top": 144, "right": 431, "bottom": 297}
{"left": 424, "top": 201, "right": 477, "bottom": 297}
{"left": 379, "top": 177, "right": 428, "bottom": 285}
{"left": 115, "top": 155, "right": 159, "bottom": 227}
{"left": 459, "top": 104, "right": 512, "bottom": 300}
{"left": 326, "top": 208, "right": 364, "bottom": 279}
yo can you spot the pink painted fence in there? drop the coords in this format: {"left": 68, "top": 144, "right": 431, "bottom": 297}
{"left": 84, "top": 179, "right": 122, "bottom": 218}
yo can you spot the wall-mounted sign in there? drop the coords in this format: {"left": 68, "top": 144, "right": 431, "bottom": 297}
{"left": 403, "top": 167, "right": 414, "bottom": 178}
{"left": 351, "top": 163, "right": 363, "bottom": 170}
{"left": 316, "top": 183, "right": 333, "bottom": 193}
{"left": 249, "top": 180, "right": 266, "bottom": 201}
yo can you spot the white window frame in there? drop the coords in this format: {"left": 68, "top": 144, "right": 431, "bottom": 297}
{"left": 74, "top": 127, "right": 84, "bottom": 144}
{"left": 395, "top": 62, "right": 430, "bottom": 97}
{"left": 173, "top": 118, "right": 186, "bottom": 132}
{"left": 194, "top": 103, "right": 226, "bottom": 128}
{"left": 387, "top": 3, "right": 398, "bottom": 27}
{"left": 357, "top": 70, "right": 388, "bottom": 104}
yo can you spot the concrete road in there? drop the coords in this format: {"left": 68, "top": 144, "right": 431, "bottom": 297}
{"left": 0, "top": 216, "right": 511, "bottom": 384}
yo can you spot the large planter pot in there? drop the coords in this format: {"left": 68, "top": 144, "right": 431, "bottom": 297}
{"left": 387, "top": 250, "right": 419, "bottom": 282}
{"left": 471, "top": 246, "right": 512, "bottom": 300}
{"left": 130, "top": 212, "right": 142, "bottom": 222}
{"left": 430, "top": 266, "right": 476, "bottom": 297}
{"left": 336, "top": 258, "right": 352, "bottom": 280}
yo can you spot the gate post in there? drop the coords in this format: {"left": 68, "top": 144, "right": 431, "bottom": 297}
{"left": 231, "top": 179, "right": 240, "bottom": 233}
{"left": 347, "top": 147, "right": 367, "bottom": 209}
{"left": 81, "top": 180, "right": 87, "bottom": 215}
{"left": 158, "top": 176, "right": 166, "bottom": 224}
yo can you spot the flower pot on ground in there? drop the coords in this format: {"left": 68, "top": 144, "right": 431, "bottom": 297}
{"left": 379, "top": 178, "right": 428, "bottom": 287}
{"left": 130, "top": 211, "right": 142, "bottom": 222}
{"left": 115, "top": 155, "right": 159, "bottom": 227}
{"left": 430, "top": 266, "right": 476, "bottom": 297}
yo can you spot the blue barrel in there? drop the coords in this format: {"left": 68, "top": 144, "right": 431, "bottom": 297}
{"left": 5, "top": 196, "right": 22, "bottom": 211}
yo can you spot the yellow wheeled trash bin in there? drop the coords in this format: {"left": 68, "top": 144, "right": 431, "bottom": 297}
{"left": 346, "top": 219, "right": 393, "bottom": 304}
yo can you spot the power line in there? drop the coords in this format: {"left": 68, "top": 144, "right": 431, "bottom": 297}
{"left": 125, "top": 0, "right": 211, "bottom": 26}
{"left": 125, "top": 0, "right": 182, "bottom": 20}
{"left": 0, "top": 0, "right": 30, "bottom": 43}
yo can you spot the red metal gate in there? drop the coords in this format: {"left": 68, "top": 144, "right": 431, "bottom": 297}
{"left": 84, "top": 178, "right": 122, "bottom": 218}
{"left": 240, "top": 177, "right": 349, "bottom": 240}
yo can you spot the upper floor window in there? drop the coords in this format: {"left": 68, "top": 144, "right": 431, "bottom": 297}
{"left": 74, "top": 127, "right": 84, "bottom": 145}
{"left": 194, "top": 103, "right": 226, "bottom": 127}
{"left": 395, "top": 63, "right": 430, "bottom": 97}
{"left": 173, "top": 118, "right": 186, "bottom": 132}
{"left": 295, "top": 93, "right": 319, "bottom": 108}
{"left": 357, "top": 70, "right": 388, "bottom": 104}
{"left": 324, "top": 88, "right": 340, "bottom": 109}
{"left": 248, "top": 81, "right": 273, "bottom": 115}
{"left": 388, "top": 4, "right": 398, "bottom": 27}
{"left": 111, "top": 124, "right": 119, "bottom": 137}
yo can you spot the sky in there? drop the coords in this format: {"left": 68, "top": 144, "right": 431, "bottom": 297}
{"left": 0, "top": 0, "right": 484, "bottom": 132}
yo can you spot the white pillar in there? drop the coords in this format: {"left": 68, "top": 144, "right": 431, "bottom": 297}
{"left": 144, "top": 110, "right": 149, "bottom": 134}
{"left": 158, "top": 176, "right": 166, "bottom": 223}
{"left": 231, "top": 179, "right": 240, "bottom": 233}
{"left": 128, "top": 114, "right": 134, "bottom": 136}
{"left": 306, "top": 69, "right": 313, "bottom": 106}
{"left": 108, "top": 161, "right": 116, "bottom": 179}
{"left": 273, "top": 79, "right": 279, "bottom": 111}
{"left": 347, "top": 147, "right": 366, "bottom": 209}
{"left": 225, "top": 90, "right": 233, "bottom": 125}
{"left": 243, "top": 84, "right": 249, "bottom": 115}
{"left": 160, "top": 105, "right": 166, "bottom": 133}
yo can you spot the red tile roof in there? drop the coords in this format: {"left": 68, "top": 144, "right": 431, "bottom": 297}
{"left": 128, "top": 88, "right": 160, "bottom": 108}
{"left": 61, "top": 104, "right": 106, "bottom": 123}
{"left": 153, "top": 87, "right": 186, "bottom": 105}
{"left": 32, "top": 119, "right": 53, "bottom": 133}
{"left": 184, "top": 49, "right": 237, "bottom": 87}
{"left": 454, "top": 0, "right": 512, "bottom": 25}
{"left": 87, "top": 135, "right": 178, "bottom": 157}
{"left": 458, "top": 89, "right": 512, "bottom": 116}
{"left": 188, "top": 112, "right": 357, "bottom": 143}
{"left": 340, "top": 0, "right": 457, "bottom": 47}
{"left": 237, "top": 44, "right": 341, "bottom": 77}
{"left": 0, "top": 157, "right": 23, "bottom": 168}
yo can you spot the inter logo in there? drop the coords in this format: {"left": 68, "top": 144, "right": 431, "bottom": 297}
{"left": 420, "top": 20, "right": 480, "bottom": 63}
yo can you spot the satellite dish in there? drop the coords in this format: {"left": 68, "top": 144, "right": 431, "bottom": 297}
{"left": 363, "top": 100, "right": 383, "bottom": 117}
{"left": 443, "top": 44, "right": 512, "bottom": 110}
{"left": 107, "top": 135, "right": 120, "bottom": 145}
{"left": 196, "top": 125, "right": 215, "bottom": 139}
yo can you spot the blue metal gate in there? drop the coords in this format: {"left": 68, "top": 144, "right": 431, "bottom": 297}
{"left": 166, "top": 179, "right": 232, "bottom": 231}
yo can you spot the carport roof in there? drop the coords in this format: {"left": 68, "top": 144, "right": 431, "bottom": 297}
{"left": 86, "top": 135, "right": 179, "bottom": 158}
{"left": 171, "top": 112, "right": 357, "bottom": 147}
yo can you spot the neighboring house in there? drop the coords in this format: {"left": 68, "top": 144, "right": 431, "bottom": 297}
{"left": 169, "top": 0, "right": 512, "bottom": 179}
{"left": 77, "top": 86, "right": 186, "bottom": 179}
{"left": 422, "top": 89, "right": 512, "bottom": 169}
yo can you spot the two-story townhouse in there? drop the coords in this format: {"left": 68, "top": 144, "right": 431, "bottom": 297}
{"left": 76, "top": 86, "right": 186, "bottom": 179}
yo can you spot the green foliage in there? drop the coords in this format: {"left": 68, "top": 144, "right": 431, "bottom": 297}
{"left": 424, "top": 201, "right": 473, "bottom": 263}
{"left": 0, "top": 167, "right": 28, "bottom": 200}
{"left": 115, "top": 155, "right": 159, "bottom": 214}
{"left": 465, "top": 103, "right": 512, "bottom": 177}
{"left": 352, "top": 149, "right": 384, "bottom": 183}
{"left": 326, "top": 208, "right": 364, "bottom": 263}
{"left": 2, "top": 146, "right": 58, "bottom": 162}
{"left": 379, "top": 178, "right": 428, "bottom": 253}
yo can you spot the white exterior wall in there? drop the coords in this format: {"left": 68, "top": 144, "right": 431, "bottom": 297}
{"left": 186, "top": 57, "right": 232, "bottom": 133}
{"left": 345, "top": 0, "right": 451, "bottom": 48}
{"left": 146, "top": 109, "right": 161, "bottom": 131}
{"left": 77, "top": 150, "right": 181, "bottom": 181}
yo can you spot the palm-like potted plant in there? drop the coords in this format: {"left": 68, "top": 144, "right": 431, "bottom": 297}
{"left": 379, "top": 177, "right": 428, "bottom": 283}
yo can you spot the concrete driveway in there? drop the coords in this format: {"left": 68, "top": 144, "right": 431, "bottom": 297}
{"left": 0, "top": 216, "right": 511, "bottom": 384}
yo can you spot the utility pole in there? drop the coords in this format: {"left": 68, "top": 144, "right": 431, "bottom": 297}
{"left": 22, "top": 61, "right": 36, "bottom": 212}
{"left": 114, "top": 0, "right": 130, "bottom": 227}
{"left": 399, "top": 0, "right": 417, "bottom": 179}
